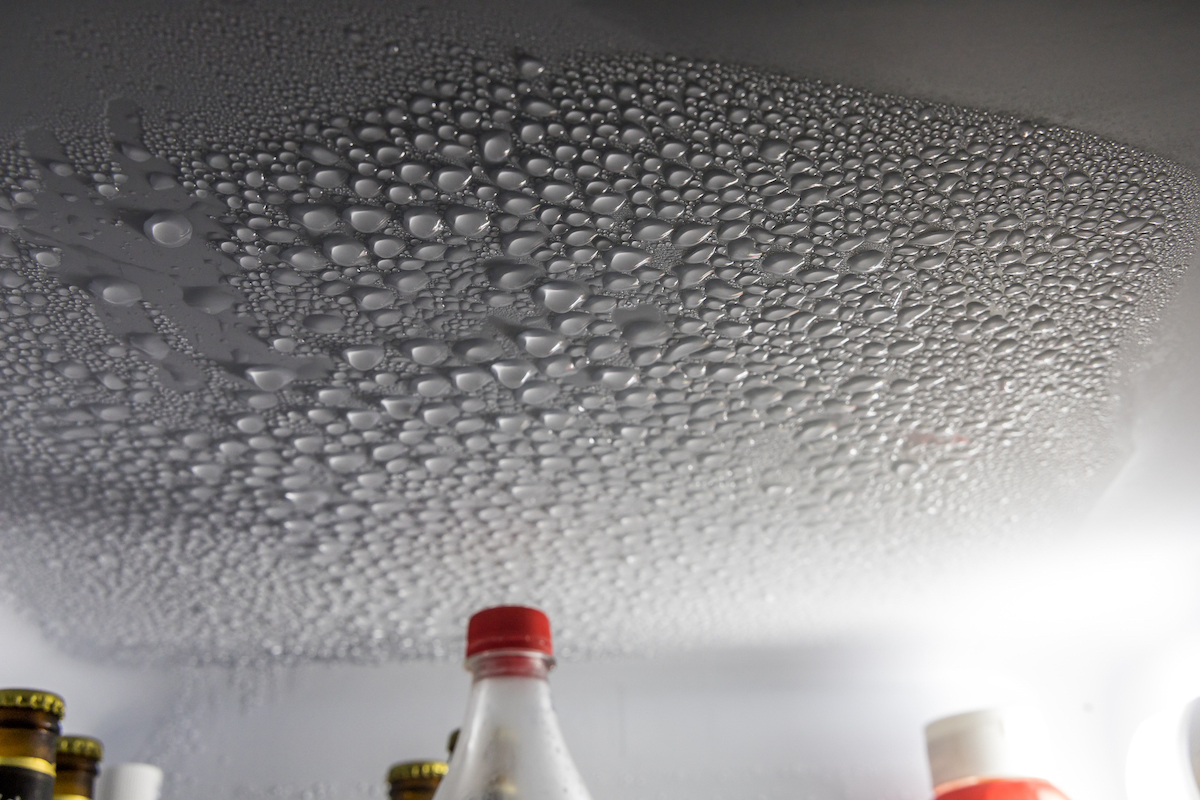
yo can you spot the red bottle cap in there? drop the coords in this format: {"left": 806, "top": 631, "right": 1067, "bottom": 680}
{"left": 466, "top": 606, "right": 553, "bottom": 657}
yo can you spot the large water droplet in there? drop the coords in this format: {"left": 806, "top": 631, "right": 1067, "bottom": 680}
{"left": 486, "top": 260, "right": 544, "bottom": 289}
{"left": 89, "top": 277, "right": 143, "bottom": 306}
{"left": 532, "top": 280, "right": 587, "bottom": 312}
{"left": 343, "top": 345, "right": 386, "bottom": 370}
{"left": 143, "top": 211, "right": 192, "bottom": 247}
{"left": 245, "top": 366, "right": 297, "bottom": 391}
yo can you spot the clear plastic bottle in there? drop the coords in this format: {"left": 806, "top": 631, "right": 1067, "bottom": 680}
{"left": 926, "top": 710, "right": 1069, "bottom": 800}
{"left": 432, "top": 606, "right": 592, "bottom": 800}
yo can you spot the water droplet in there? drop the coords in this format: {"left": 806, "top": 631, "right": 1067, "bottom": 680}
{"left": 343, "top": 345, "right": 386, "bottom": 370}
{"left": 761, "top": 253, "right": 805, "bottom": 276}
{"left": 532, "top": 280, "right": 587, "bottom": 312}
{"left": 89, "top": 277, "right": 143, "bottom": 306}
{"left": 344, "top": 206, "right": 390, "bottom": 233}
{"left": 513, "top": 380, "right": 558, "bottom": 404}
{"left": 323, "top": 235, "right": 369, "bottom": 266}
{"left": 515, "top": 329, "right": 566, "bottom": 357}
{"left": 603, "top": 246, "right": 651, "bottom": 272}
{"left": 491, "top": 359, "right": 536, "bottom": 388}
{"left": 401, "top": 207, "right": 443, "bottom": 239}
{"left": 478, "top": 130, "right": 513, "bottom": 163}
{"left": 444, "top": 205, "right": 489, "bottom": 238}
{"left": 910, "top": 229, "right": 955, "bottom": 246}
{"left": 486, "top": 260, "right": 544, "bottom": 289}
{"left": 245, "top": 366, "right": 297, "bottom": 392}
{"left": 846, "top": 250, "right": 887, "bottom": 273}
{"left": 398, "top": 338, "right": 449, "bottom": 365}
{"left": 292, "top": 205, "right": 339, "bottom": 233}
{"left": 143, "top": 211, "right": 192, "bottom": 247}
{"left": 127, "top": 333, "right": 170, "bottom": 360}
{"left": 621, "top": 320, "right": 672, "bottom": 345}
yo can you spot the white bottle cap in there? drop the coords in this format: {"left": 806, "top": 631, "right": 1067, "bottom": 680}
{"left": 925, "top": 709, "right": 1019, "bottom": 788}
{"left": 97, "top": 763, "right": 164, "bottom": 800}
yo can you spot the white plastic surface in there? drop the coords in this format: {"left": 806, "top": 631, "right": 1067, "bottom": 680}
{"left": 1125, "top": 704, "right": 1198, "bottom": 800}
{"left": 433, "top": 668, "right": 591, "bottom": 800}
{"left": 96, "top": 763, "right": 163, "bottom": 800}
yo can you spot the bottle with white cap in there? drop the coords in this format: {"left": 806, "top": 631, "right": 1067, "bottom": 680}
{"left": 96, "top": 763, "right": 162, "bottom": 800}
{"left": 925, "top": 709, "right": 1069, "bottom": 799}
{"left": 432, "top": 605, "right": 592, "bottom": 800}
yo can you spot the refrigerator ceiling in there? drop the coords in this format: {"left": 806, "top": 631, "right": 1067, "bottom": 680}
{"left": 0, "top": 2, "right": 1194, "bottom": 664}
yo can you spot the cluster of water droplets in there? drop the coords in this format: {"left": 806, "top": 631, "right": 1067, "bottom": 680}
{"left": 0, "top": 49, "right": 1193, "bottom": 663}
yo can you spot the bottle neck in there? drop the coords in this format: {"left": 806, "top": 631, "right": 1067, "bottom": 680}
{"left": 465, "top": 649, "right": 554, "bottom": 681}
{"left": 0, "top": 708, "right": 60, "bottom": 763}
{"left": 0, "top": 709, "right": 60, "bottom": 800}
{"left": 54, "top": 754, "right": 99, "bottom": 800}
{"left": 390, "top": 784, "right": 440, "bottom": 800}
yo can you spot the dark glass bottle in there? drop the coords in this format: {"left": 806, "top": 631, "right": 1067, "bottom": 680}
{"left": 0, "top": 689, "right": 65, "bottom": 800}
{"left": 387, "top": 761, "right": 448, "bottom": 800}
{"left": 53, "top": 737, "right": 102, "bottom": 800}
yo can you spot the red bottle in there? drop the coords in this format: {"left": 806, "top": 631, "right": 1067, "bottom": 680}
{"left": 926, "top": 710, "right": 1070, "bottom": 800}
{"left": 935, "top": 778, "right": 1068, "bottom": 800}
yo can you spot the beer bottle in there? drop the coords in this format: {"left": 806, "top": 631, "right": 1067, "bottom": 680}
{"left": 53, "top": 738, "right": 102, "bottom": 800}
{"left": 0, "top": 689, "right": 65, "bottom": 800}
{"left": 387, "top": 761, "right": 448, "bottom": 800}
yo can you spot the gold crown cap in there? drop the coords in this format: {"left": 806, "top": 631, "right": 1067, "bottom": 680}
{"left": 57, "top": 736, "right": 104, "bottom": 761}
{"left": 0, "top": 689, "right": 65, "bottom": 718}
{"left": 388, "top": 761, "right": 448, "bottom": 784}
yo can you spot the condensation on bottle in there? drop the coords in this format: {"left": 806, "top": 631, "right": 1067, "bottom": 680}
{"left": 432, "top": 606, "right": 592, "bottom": 800}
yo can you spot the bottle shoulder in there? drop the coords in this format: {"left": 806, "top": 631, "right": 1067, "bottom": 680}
{"left": 433, "top": 676, "right": 591, "bottom": 800}
{"left": 936, "top": 778, "right": 1069, "bottom": 800}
